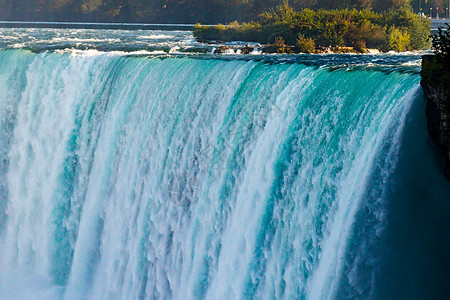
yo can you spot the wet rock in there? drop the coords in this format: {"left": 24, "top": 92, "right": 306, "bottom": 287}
{"left": 214, "top": 46, "right": 230, "bottom": 54}
{"left": 240, "top": 45, "right": 254, "bottom": 54}
{"left": 421, "top": 55, "right": 450, "bottom": 180}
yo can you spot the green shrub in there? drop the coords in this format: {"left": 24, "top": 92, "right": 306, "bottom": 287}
{"left": 383, "top": 6, "right": 430, "bottom": 49}
{"left": 355, "top": 40, "right": 367, "bottom": 52}
{"left": 387, "top": 26, "right": 410, "bottom": 52}
{"left": 432, "top": 23, "right": 450, "bottom": 66}
{"left": 259, "top": 3, "right": 297, "bottom": 25}
{"left": 432, "top": 24, "right": 450, "bottom": 56}
{"left": 296, "top": 34, "right": 316, "bottom": 53}
{"left": 365, "top": 25, "right": 388, "bottom": 49}
{"left": 274, "top": 37, "right": 288, "bottom": 53}
{"left": 408, "top": 17, "right": 431, "bottom": 50}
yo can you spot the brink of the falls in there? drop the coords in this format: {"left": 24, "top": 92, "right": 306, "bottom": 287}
{"left": 0, "top": 44, "right": 449, "bottom": 300}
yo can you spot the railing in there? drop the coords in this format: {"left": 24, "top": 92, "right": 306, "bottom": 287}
{"left": 0, "top": 21, "right": 195, "bottom": 31}
{"left": 431, "top": 19, "right": 449, "bottom": 28}
{"left": 430, "top": 19, "right": 449, "bottom": 35}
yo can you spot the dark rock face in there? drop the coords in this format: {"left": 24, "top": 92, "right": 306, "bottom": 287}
{"left": 421, "top": 55, "right": 450, "bottom": 180}
{"left": 240, "top": 46, "right": 254, "bottom": 54}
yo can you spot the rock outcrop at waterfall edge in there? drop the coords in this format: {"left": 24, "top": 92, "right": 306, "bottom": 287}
{"left": 421, "top": 53, "right": 450, "bottom": 180}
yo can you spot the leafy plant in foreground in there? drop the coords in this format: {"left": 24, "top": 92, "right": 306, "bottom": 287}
{"left": 432, "top": 23, "right": 450, "bottom": 66}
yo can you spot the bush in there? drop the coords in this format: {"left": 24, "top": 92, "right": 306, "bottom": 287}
{"left": 259, "top": 3, "right": 297, "bottom": 25}
{"left": 355, "top": 40, "right": 367, "bottom": 52}
{"left": 383, "top": 6, "right": 430, "bottom": 49}
{"left": 365, "top": 25, "right": 388, "bottom": 49}
{"left": 408, "top": 16, "right": 431, "bottom": 50}
{"left": 193, "top": 22, "right": 262, "bottom": 42}
{"left": 432, "top": 23, "right": 450, "bottom": 68}
{"left": 296, "top": 34, "right": 316, "bottom": 53}
{"left": 386, "top": 26, "right": 410, "bottom": 52}
{"left": 274, "top": 37, "right": 288, "bottom": 53}
{"left": 432, "top": 24, "right": 450, "bottom": 57}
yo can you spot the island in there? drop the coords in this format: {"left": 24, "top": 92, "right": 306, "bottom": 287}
{"left": 193, "top": 4, "right": 430, "bottom": 53}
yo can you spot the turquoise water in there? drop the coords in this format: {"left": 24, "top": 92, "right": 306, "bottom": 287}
{"left": 0, "top": 29, "right": 449, "bottom": 299}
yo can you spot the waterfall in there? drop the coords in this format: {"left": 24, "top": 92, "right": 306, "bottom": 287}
{"left": 0, "top": 49, "right": 440, "bottom": 299}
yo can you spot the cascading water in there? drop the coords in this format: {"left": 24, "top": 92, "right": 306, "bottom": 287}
{"left": 0, "top": 28, "right": 449, "bottom": 300}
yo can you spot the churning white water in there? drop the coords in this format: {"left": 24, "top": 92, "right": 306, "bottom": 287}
{"left": 0, "top": 46, "right": 428, "bottom": 299}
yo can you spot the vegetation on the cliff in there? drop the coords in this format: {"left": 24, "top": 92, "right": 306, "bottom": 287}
{"left": 194, "top": 4, "right": 430, "bottom": 53}
{"left": 422, "top": 23, "right": 450, "bottom": 115}
{"left": 427, "top": 23, "right": 450, "bottom": 111}
{"left": 432, "top": 23, "right": 450, "bottom": 65}
{"left": 421, "top": 23, "right": 450, "bottom": 180}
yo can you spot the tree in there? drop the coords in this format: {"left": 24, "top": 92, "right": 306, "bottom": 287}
{"left": 432, "top": 23, "right": 450, "bottom": 65}
{"left": 296, "top": 33, "right": 315, "bottom": 52}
